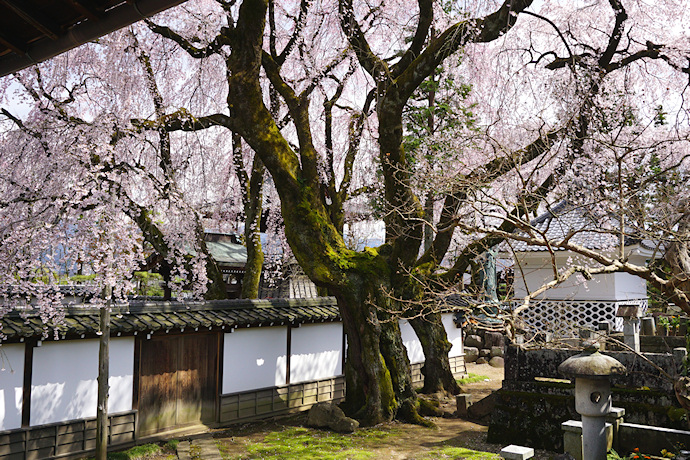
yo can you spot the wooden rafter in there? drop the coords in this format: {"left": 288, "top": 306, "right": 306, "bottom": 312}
{"left": 0, "top": 31, "right": 25, "bottom": 55}
{"left": 0, "top": 0, "right": 188, "bottom": 76}
{"left": 60, "top": 0, "right": 103, "bottom": 21}
{"left": 0, "top": 0, "right": 60, "bottom": 40}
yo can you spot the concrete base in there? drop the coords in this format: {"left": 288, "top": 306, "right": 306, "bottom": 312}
{"left": 500, "top": 445, "right": 534, "bottom": 459}
{"left": 618, "top": 423, "right": 690, "bottom": 455}
{"left": 562, "top": 420, "right": 613, "bottom": 460}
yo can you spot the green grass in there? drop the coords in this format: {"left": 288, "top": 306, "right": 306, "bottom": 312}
{"left": 224, "top": 425, "right": 500, "bottom": 460}
{"left": 417, "top": 447, "right": 501, "bottom": 459}
{"left": 456, "top": 373, "right": 489, "bottom": 385}
{"left": 103, "top": 443, "right": 162, "bottom": 459}
{"left": 164, "top": 439, "right": 179, "bottom": 451}
{"left": 87, "top": 441, "right": 178, "bottom": 459}
{"left": 236, "top": 426, "right": 396, "bottom": 459}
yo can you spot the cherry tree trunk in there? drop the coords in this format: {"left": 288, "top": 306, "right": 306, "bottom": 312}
{"left": 410, "top": 315, "right": 460, "bottom": 395}
{"left": 333, "top": 271, "right": 423, "bottom": 425}
{"left": 95, "top": 289, "right": 111, "bottom": 460}
{"left": 241, "top": 230, "right": 264, "bottom": 299}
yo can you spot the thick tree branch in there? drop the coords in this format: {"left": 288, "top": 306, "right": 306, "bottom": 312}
{"left": 416, "top": 128, "right": 562, "bottom": 268}
{"left": 394, "top": 0, "right": 534, "bottom": 100}
{"left": 145, "top": 19, "right": 231, "bottom": 58}
{"left": 390, "top": 0, "right": 433, "bottom": 78}
{"left": 261, "top": 51, "right": 320, "bottom": 185}
{"left": 338, "top": 0, "right": 389, "bottom": 81}
{"left": 599, "top": 0, "right": 628, "bottom": 68}
{"left": 131, "top": 110, "right": 234, "bottom": 132}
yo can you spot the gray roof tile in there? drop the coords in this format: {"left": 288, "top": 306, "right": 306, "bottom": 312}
{"left": 508, "top": 201, "right": 641, "bottom": 252}
{"left": 0, "top": 297, "right": 340, "bottom": 341}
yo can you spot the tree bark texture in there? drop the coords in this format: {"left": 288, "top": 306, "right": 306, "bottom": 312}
{"left": 149, "top": 0, "right": 536, "bottom": 424}
{"left": 410, "top": 314, "right": 461, "bottom": 395}
{"left": 665, "top": 211, "right": 690, "bottom": 311}
{"left": 95, "top": 289, "right": 111, "bottom": 460}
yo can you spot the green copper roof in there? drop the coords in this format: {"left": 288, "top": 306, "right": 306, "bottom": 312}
{"left": 206, "top": 240, "right": 247, "bottom": 268}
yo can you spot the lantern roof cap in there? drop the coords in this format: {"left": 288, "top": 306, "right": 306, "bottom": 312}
{"left": 558, "top": 343, "right": 627, "bottom": 379}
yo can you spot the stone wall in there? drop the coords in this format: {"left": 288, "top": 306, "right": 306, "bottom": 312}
{"left": 463, "top": 329, "right": 506, "bottom": 366}
{"left": 489, "top": 345, "right": 687, "bottom": 451}
{"left": 488, "top": 381, "right": 576, "bottom": 451}
{"left": 503, "top": 345, "right": 681, "bottom": 393}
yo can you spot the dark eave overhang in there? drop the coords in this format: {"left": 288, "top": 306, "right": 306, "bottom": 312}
{"left": 0, "top": 0, "right": 188, "bottom": 77}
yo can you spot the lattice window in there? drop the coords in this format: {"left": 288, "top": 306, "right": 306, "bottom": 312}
{"left": 516, "top": 299, "right": 648, "bottom": 337}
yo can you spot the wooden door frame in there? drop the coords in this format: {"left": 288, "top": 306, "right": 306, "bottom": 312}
{"left": 133, "top": 331, "right": 221, "bottom": 435}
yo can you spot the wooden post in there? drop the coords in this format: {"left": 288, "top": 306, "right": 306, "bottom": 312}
{"left": 95, "top": 286, "right": 111, "bottom": 460}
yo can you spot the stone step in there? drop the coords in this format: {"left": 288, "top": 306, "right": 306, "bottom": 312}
{"left": 500, "top": 444, "right": 534, "bottom": 460}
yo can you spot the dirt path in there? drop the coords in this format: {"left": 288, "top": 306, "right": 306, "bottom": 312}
{"left": 211, "top": 363, "right": 553, "bottom": 459}
{"left": 138, "top": 363, "right": 556, "bottom": 459}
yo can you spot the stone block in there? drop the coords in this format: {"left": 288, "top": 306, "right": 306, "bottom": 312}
{"left": 606, "top": 407, "right": 625, "bottom": 420}
{"left": 640, "top": 317, "right": 655, "bottom": 336}
{"left": 456, "top": 393, "right": 472, "bottom": 417}
{"left": 464, "top": 346, "right": 479, "bottom": 363}
{"left": 562, "top": 421, "right": 583, "bottom": 460}
{"left": 468, "top": 392, "right": 497, "bottom": 420}
{"left": 561, "top": 419, "right": 613, "bottom": 460}
{"left": 491, "top": 346, "right": 504, "bottom": 358}
{"left": 465, "top": 334, "right": 483, "bottom": 348}
{"left": 307, "top": 402, "right": 359, "bottom": 433}
{"left": 673, "top": 347, "right": 688, "bottom": 368}
{"left": 176, "top": 440, "right": 192, "bottom": 460}
{"left": 476, "top": 357, "right": 488, "bottom": 364}
{"left": 479, "top": 348, "right": 492, "bottom": 358}
{"left": 489, "top": 356, "right": 504, "bottom": 368}
{"left": 500, "top": 445, "right": 534, "bottom": 460}
{"left": 485, "top": 331, "right": 506, "bottom": 348}
{"left": 606, "top": 407, "right": 625, "bottom": 452}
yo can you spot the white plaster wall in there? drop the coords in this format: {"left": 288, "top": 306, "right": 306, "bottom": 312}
{"left": 399, "top": 319, "right": 424, "bottom": 364}
{"left": 442, "top": 313, "right": 463, "bottom": 358}
{"left": 30, "top": 337, "right": 134, "bottom": 426}
{"left": 0, "top": 344, "right": 24, "bottom": 430}
{"left": 513, "top": 251, "right": 650, "bottom": 301}
{"left": 614, "top": 272, "right": 647, "bottom": 300}
{"left": 290, "top": 323, "right": 342, "bottom": 383}
{"left": 222, "top": 327, "right": 287, "bottom": 394}
{"left": 513, "top": 254, "right": 616, "bottom": 300}
{"left": 528, "top": 269, "right": 615, "bottom": 300}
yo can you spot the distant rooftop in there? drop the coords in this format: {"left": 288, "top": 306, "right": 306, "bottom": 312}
{"left": 505, "top": 201, "right": 657, "bottom": 253}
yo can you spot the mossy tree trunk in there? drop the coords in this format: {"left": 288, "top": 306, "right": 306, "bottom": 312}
{"left": 340, "top": 0, "right": 535, "bottom": 396}
{"left": 410, "top": 315, "right": 460, "bottom": 395}
{"left": 218, "top": 1, "right": 413, "bottom": 423}
{"left": 232, "top": 132, "right": 265, "bottom": 299}
{"left": 666, "top": 212, "right": 690, "bottom": 312}
{"left": 148, "top": 0, "right": 537, "bottom": 423}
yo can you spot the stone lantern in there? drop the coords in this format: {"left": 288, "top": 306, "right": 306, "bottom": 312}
{"left": 616, "top": 304, "right": 642, "bottom": 352}
{"left": 558, "top": 343, "right": 626, "bottom": 460}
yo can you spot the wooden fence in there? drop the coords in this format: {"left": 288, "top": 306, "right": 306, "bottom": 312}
{"left": 219, "top": 376, "right": 346, "bottom": 424}
{"left": 0, "top": 411, "right": 136, "bottom": 460}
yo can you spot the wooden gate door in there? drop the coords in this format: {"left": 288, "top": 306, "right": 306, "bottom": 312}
{"left": 138, "top": 333, "right": 218, "bottom": 435}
